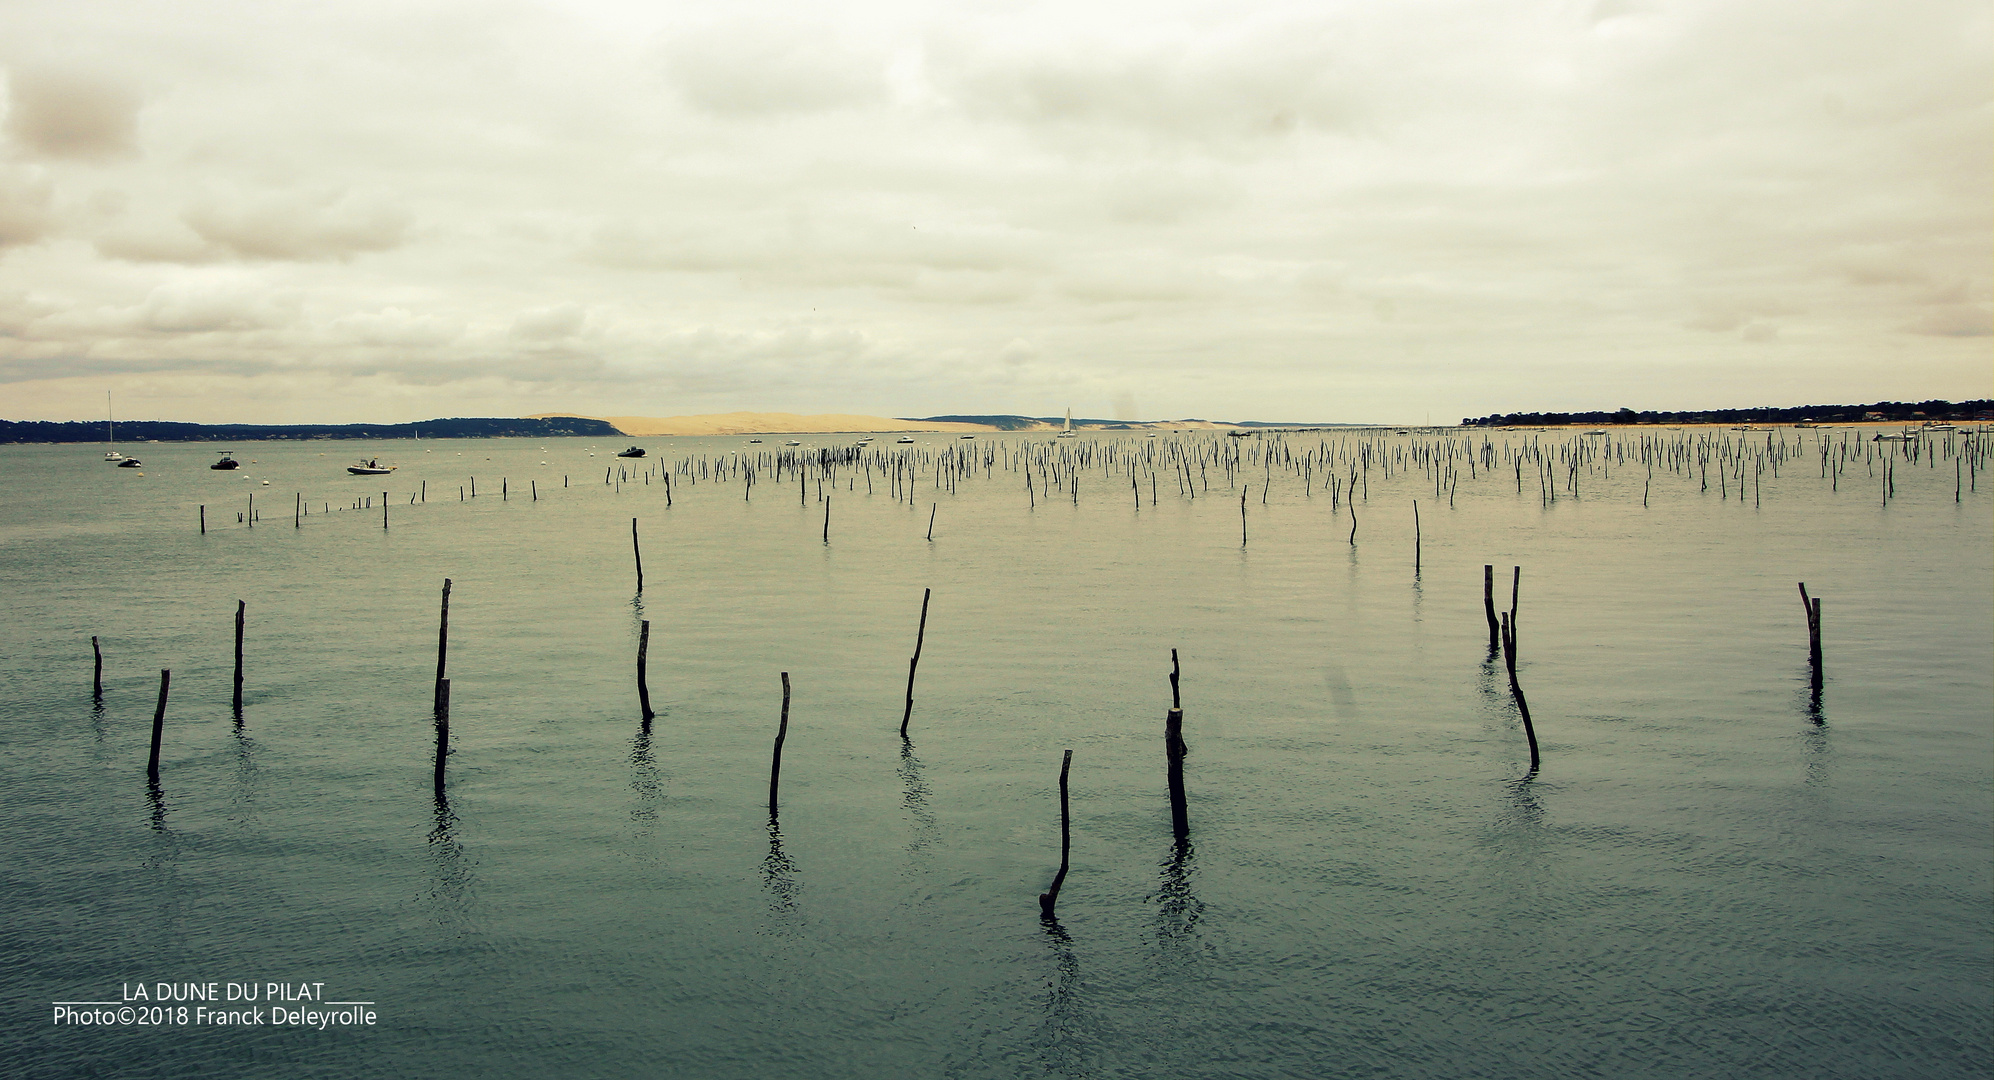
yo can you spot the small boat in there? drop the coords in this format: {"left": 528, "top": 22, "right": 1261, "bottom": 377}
{"left": 117, "top": 457, "right": 142, "bottom": 468}
{"left": 1057, "top": 408, "right": 1076, "bottom": 438}
{"left": 211, "top": 454, "right": 240, "bottom": 471}
{"left": 348, "top": 458, "right": 396, "bottom": 474}
{"left": 897, "top": 436, "right": 915, "bottom": 444}
{"left": 103, "top": 393, "right": 122, "bottom": 460}
{"left": 616, "top": 446, "right": 646, "bottom": 458}
{"left": 748, "top": 439, "right": 763, "bottom": 444}
{"left": 959, "top": 434, "right": 976, "bottom": 440}
{"left": 1872, "top": 432, "right": 1914, "bottom": 442}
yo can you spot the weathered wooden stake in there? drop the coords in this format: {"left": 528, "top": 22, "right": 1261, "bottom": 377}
{"left": 147, "top": 669, "right": 170, "bottom": 781}
{"left": 434, "top": 579, "right": 452, "bottom": 714}
{"left": 1501, "top": 612, "right": 1539, "bottom": 772}
{"left": 927, "top": 503, "right": 936, "bottom": 541}
{"left": 433, "top": 679, "right": 450, "bottom": 789}
{"left": 232, "top": 600, "right": 245, "bottom": 718}
{"left": 199, "top": 505, "right": 205, "bottom": 534}
{"left": 823, "top": 497, "right": 831, "bottom": 543}
{"left": 1798, "top": 583, "right": 1824, "bottom": 691}
{"left": 1413, "top": 500, "right": 1421, "bottom": 574}
{"left": 631, "top": 518, "right": 645, "bottom": 592}
{"left": 92, "top": 636, "right": 103, "bottom": 698}
{"left": 1038, "top": 749, "right": 1073, "bottom": 919}
{"left": 900, "top": 587, "right": 932, "bottom": 738}
{"left": 1240, "top": 491, "right": 1248, "bottom": 547}
{"left": 1165, "top": 649, "right": 1188, "bottom": 841}
{"left": 769, "top": 672, "right": 791, "bottom": 812}
{"left": 1483, "top": 564, "right": 1500, "bottom": 652}
{"left": 382, "top": 493, "right": 389, "bottom": 530}
{"left": 637, "top": 620, "right": 655, "bottom": 721}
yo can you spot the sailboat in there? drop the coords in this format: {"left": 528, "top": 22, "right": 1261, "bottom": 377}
{"left": 1056, "top": 408, "right": 1076, "bottom": 438}
{"left": 104, "top": 393, "right": 123, "bottom": 460}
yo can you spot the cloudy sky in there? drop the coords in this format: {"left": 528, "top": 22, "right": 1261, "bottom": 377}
{"left": 1, "top": 0, "right": 1987, "bottom": 425}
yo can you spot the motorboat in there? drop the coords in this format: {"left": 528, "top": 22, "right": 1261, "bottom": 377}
{"left": 784, "top": 440, "right": 802, "bottom": 447}
{"left": 211, "top": 454, "right": 240, "bottom": 471}
{"left": 116, "top": 457, "right": 142, "bottom": 468}
{"left": 616, "top": 446, "right": 646, "bottom": 458}
{"left": 348, "top": 458, "right": 396, "bottom": 474}
{"left": 959, "top": 434, "right": 975, "bottom": 440}
{"left": 748, "top": 439, "right": 762, "bottom": 444}
{"left": 896, "top": 436, "right": 915, "bottom": 444}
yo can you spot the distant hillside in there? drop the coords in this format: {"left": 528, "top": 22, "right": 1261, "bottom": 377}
{"left": 1462, "top": 400, "right": 1993, "bottom": 427}
{"left": 0, "top": 416, "right": 622, "bottom": 443}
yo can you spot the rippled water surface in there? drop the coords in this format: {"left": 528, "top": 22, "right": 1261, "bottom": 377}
{"left": 2, "top": 429, "right": 1988, "bottom": 1078}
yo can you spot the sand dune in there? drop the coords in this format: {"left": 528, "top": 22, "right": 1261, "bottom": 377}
{"left": 531, "top": 411, "right": 996, "bottom": 437}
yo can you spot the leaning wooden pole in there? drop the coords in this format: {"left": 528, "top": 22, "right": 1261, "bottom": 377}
{"left": 434, "top": 579, "right": 452, "bottom": 715}
{"left": 92, "top": 636, "right": 103, "bottom": 699}
{"left": 631, "top": 518, "right": 644, "bottom": 593}
{"left": 1501, "top": 612, "right": 1540, "bottom": 773}
{"left": 769, "top": 672, "right": 791, "bottom": 813}
{"left": 1165, "top": 649, "right": 1188, "bottom": 841}
{"left": 433, "top": 679, "right": 450, "bottom": 790}
{"left": 1483, "top": 564, "right": 1500, "bottom": 652}
{"left": 147, "top": 669, "right": 171, "bottom": 782}
{"left": 637, "top": 620, "right": 656, "bottom": 721}
{"left": 899, "top": 587, "right": 932, "bottom": 738}
{"left": 1038, "top": 748, "right": 1073, "bottom": 919}
{"left": 232, "top": 600, "right": 245, "bottom": 719}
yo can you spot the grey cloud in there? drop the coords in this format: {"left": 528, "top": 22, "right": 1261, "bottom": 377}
{"left": 510, "top": 302, "right": 586, "bottom": 340}
{"left": 332, "top": 307, "right": 463, "bottom": 347}
{"left": 136, "top": 282, "right": 301, "bottom": 333}
{"left": 0, "top": 166, "right": 52, "bottom": 247}
{"left": 181, "top": 190, "right": 410, "bottom": 262}
{"left": 1904, "top": 304, "right": 1992, "bottom": 337}
{"left": 935, "top": 30, "right": 1360, "bottom": 149}
{"left": 660, "top": 22, "right": 887, "bottom": 116}
{"left": 4, "top": 67, "right": 141, "bottom": 162}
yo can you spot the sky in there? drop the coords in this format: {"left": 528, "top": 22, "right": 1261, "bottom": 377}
{"left": 0, "top": 0, "right": 1987, "bottom": 426}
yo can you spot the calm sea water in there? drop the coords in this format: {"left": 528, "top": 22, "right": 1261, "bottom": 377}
{"left": 2, "top": 430, "right": 1988, "bottom": 1078}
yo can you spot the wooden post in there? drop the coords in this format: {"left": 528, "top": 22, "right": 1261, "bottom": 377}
{"left": 637, "top": 620, "right": 655, "bottom": 721}
{"left": 199, "top": 505, "right": 205, "bottom": 534}
{"left": 1413, "top": 500, "right": 1420, "bottom": 574}
{"left": 769, "top": 672, "right": 791, "bottom": 813}
{"left": 1483, "top": 564, "right": 1500, "bottom": 652}
{"left": 147, "top": 669, "right": 170, "bottom": 781}
{"left": 823, "top": 497, "right": 831, "bottom": 543}
{"left": 1038, "top": 749, "right": 1073, "bottom": 919}
{"left": 295, "top": 492, "right": 300, "bottom": 528}
{"left": 1798, "top": 583, "right": 1823, "bottom": 691}
{"left": 433, "top": 679, "right": 450, "bottom": 789}
{"left": 1240, "top": 491, "right": 1248, "bottom": 547}
{"left": 92, "top": 636, "right": 103, "bottom": 699}
{"left": 1348, "top": 505, "right": 1357, "bottom": 545}
{"left": 383, "top": 493, "right": 389, "bottom": 530}
{"left": 632, "top": 518, "right": 644, "bottom": 593}
{"left": 434, "top": 579, "right": 452, "bottom": 714}
{"left": 532, "top": 480, "right": 537, "bottom": 501}
{"left": 927, "top": 503, "right": 936, "bottom": 541}
{"left": 1165, "top": 650, "right": 1188, "bottom": 841}
{"left": 900, "top": 588, "right": 931, "bottom": 738}
{"left": 1501, "top": 612, "right": 1539, "bottom": 772}
{"left": 232, "top": 600, "right": 245, "bottom": 718}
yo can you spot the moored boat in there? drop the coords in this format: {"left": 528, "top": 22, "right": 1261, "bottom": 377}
{"left": 211, "top": 454, "right": 240, "bottom": 471}
{"left": 616, "top": 446, "right": 645, "bottom": 458}
{"left": 348, "top": 458, "right": 396, "bottom": 474}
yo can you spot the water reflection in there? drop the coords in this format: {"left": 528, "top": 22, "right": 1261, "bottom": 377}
{"left": 228, "top": 725, "right": 262, "bottom": 827}
{"left": 898, "top": 739, "right": 938, "bottom": 867}
{"left": 1154, "top": 840, "right": 1204, "bottom": 950}
{"left": 1801, "top": 719, "right": 1832, "bottom": 788}
{"left": 629, "top": 719, "right": 662, "bottom": 828}
{"left": 1037, "top": 917, "right": 1089, "bottom": 1076}
{"left": 145, "top": 778, "right": 170, "bottom": 834}
{"left": 762, "top": 815, "right": 800, "bottom": 920}
{"left": 425, "top": 789, "right": 475, "bottom": 929}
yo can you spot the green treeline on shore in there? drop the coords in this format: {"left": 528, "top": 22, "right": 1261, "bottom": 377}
{"left": 0, "top": 416, "right": 622, "bottom": 444}
{"left": 1463, "top": 399, "right": 1992, "bottom": 428}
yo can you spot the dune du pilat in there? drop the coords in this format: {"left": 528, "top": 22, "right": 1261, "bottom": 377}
{"left": 5, "top": 422, "right": 1988, "bottom": 1079}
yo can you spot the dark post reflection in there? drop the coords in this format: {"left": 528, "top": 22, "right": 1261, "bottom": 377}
{"left": 899, "top": 739, "right": 937, "bottom": 865}
{"left": 629, "top": 718, "right": 662, "bottom": 828}
{"left": 1155, "top": 839, "right": 1205, "bottom": 948}
{"left": 762, "top": 815, "right": 800, "bottom": 918}
{"left": 1037, "top": 916, "right": 1085, "bottom": 1075}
